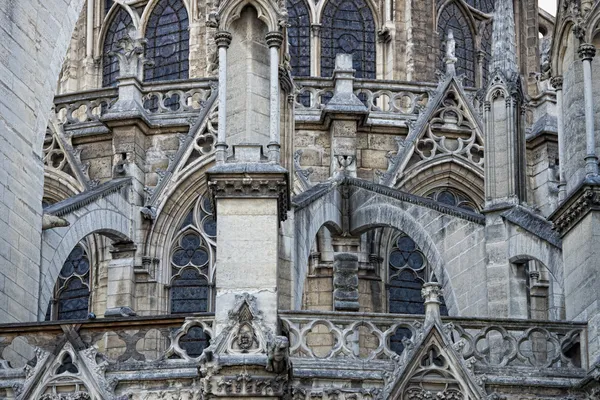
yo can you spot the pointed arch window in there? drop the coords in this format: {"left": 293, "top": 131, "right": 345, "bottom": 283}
{"left": 320, "top": 0, "right": 376, "bottom": 79}
{"left": 437, "top": 2, "right": 475, "bottom": 86}
{"left": 425, "top": 188, "right": 479, "bottom": 213}
{"left": 144, "top": 0, "right": 189, "bottom": 82}
{"left": 46, "top": 244, "right": 91, "bottom": 321}
{"left": 287, "top": 0, "right": 311, "bottom": 77}
{"left": 387, "top": 233, "right": 448, "bottom": 315}
{"left": 170, "top": 194, "right": 216, "bottom": 314}
{"left": 102, "top": 7, "right": 134, "bottom": 87}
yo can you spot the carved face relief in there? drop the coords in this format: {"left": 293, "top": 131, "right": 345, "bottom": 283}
{"left": 236, "top": 324, "right": 256, "bottom": 352}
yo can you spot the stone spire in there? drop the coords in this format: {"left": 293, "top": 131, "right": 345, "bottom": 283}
{"left": 490, "top": 0, "right": 518, "bottom": 77}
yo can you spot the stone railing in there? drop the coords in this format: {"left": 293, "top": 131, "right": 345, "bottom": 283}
{"left": 0, "top": 314, "right": 214, "bottom": 372}
{"left": 280, "top": 311, "right": 587, "bottom": 373}
{"left": 53, "top": 79, "right": 216, "bottom": 129}
{"left": 141, "top": 79, "right": 215, "bottom": 114}
{"left": 54, "top": 88, "right": 118, "bottom": 126}
{"left": 294, "top": 78, "right": 434, "bottom": 116}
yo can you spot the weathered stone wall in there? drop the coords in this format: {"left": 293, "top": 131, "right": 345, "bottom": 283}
{"left": 0, "top": 0, "right": 85, "bottom": 322}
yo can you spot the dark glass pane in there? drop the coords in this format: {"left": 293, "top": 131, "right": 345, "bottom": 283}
{"left": 172, "top": 249, "right": 188, "bottom": 267}
{"left": 407, "top": 252, "right": 424, "bottom": 270}
{"left": 389, "top": 272, "right": 425, "bottom": 315}
{"left": 287, "top": 0, "right": 311, "bottom": 77}
{"left": 179, "top": 326, "right": 210, "bottom": 357}
{"left": 203, "top": 217, "right": 217, "bottom": 237}
{"left": 190, "top": 248, "right": 209, "bottom": 266}
{"left": 171, "top": 269, "right": 209, "bottom": 314}
{"left": 397, "top": 236, "right": 416, "bottom": 252}
{"left": 389, "top": 250, "right": 405, "bottom": 269}
{"left": 182, "top": 234, "right": 201, "bottom": 250}
{"left": 105, "top": 0, "right": 114, "bottom": 14}
{"left": 57, "top": 279, "right": 90, "bottom": 320}
{"left": 44, "top": 302, "right": 51, "bottom": 321}
{"left": 56, "top": 354, "right": 78, "bottom": 374}
{"left": 202, "top": 196, "right": 213, "bottom": 214}
{"left": 390, "top": 327, "right": 412, "bottom": 355}
{"left": 102, "top": 8, "right": 134, "bottom": 87}
{"left": 437, "top": 190, "right": 456, "bottom": 206}
{"left": 320, "top": 0, "right": 376, "bottom": 79}
{"left": 437, "top": 3, "right": 475, "bottom": 86}
{"left": 144, "top": 0, "right": 189, "bottom": 82}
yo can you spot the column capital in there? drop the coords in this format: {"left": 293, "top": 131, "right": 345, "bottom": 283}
{"left": 265, "top": 31, "right": 284, "bottom": 48}
{"left": 215, "top": 31, "right": 232, "bottom": 48}
{"left": 550, "top": 75, "right": 564, "bottom": 90}
{"left": 578, "top": 43, "right": 596, "bottom": 61}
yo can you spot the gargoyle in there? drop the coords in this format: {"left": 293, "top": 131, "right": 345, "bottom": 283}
{"left": 266, "top": 336, "right": 290, "bottom": 374}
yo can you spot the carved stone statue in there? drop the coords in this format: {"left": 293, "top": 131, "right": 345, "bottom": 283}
{"left": 266, "top": 336, "right": 290, "bottom": 374}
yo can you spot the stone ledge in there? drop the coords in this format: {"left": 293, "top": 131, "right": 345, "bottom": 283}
{"left": 549, "top": 176, "right": 600, "bottom": 236}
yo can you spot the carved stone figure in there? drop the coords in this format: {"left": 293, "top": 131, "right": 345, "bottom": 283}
{"left": 266, "top": 335, "right": 290, "bottom": 374}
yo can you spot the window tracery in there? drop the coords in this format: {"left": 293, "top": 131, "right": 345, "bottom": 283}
{"left": 437, "top": 2, "right": 475, "bottom": 86}
{"left": 387, "top": 233, "right": 448, "bottom": 316}
{"left": 105, "top": 0, "right": 114, "bottom": 15}
{"left": 320, "top": 0, "right": 376, "bottom": 79}
{"left": 287, "top": 0, "right": 311, "bottom": 77}
{"left": 46, "top": 244, "right": 91, "bottom": 321}
{"left": 426, "top": 187, "right": 479, "bottom": 212}
{"left": 170, "top": 194, "right": 216, "bottom": 314}
{"left": 102, "top": 7, "right": 134, "bottom": 87}
{"left": 144, "top": 0, "right": 189, "bottom": 82}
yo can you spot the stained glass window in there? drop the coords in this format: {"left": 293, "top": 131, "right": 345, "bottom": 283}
{"left": 388, "top": 234, "right": 448, "bottom": 315}
{"left": 54, "top": 244, "right": 91, "bottom": 321}
{"left": 438, "top": 2, "right": 475, "bottom": 86}
{"left": 287, "top": 0, "right": 311, "bottom": 77}
{"left": 464, "top": 0, "right": 495, "bottom": 13}
{"left": 320, "top": 0, "right": 376, "bottom": 79}
{"left": 102, "top": 7, "right": 134, "bottom": 87}
{"left": 105, "top": 0, "right": 114, "bottom": 14}
{"left": 170, "top": 193, "right": 216, "bottom": 314}
{"left": 144, "top": 0, "right": 189, "bottom": 82}
{"left": 426, "top": 188, "right": 479, "bottom": 212}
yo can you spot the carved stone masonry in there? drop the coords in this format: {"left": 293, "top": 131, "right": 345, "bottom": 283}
{"left": 578, "top": 43, "right": 596, "bottom": 61}
{"left": 550, "top": 183, "right": 600, "bottom": 235}
{"left": 551, "top": 76, "right": 564, "bottom": 91}
{"left": 333, "top": 253, "right": 359, "bottom": 311}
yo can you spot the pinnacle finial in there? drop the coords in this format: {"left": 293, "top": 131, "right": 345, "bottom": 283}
{"left": 490, "top": 0, "right": 518, "bottom": 77}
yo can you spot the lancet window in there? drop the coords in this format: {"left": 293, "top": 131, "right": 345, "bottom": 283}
{"left": 144, "top": 0, "right": 190, "bottom": 82}
{"left": 437, "top": 2, "right": 475, "bottom": 86}
{"left": 102, "top": 7, "right": 134, "bottom": 87}
{"left": 287, "top": 0, "right": 311, "bottom": 77}
{"left": 320, "top": 0, "right": 376, "bottom": 79}
{"left": 46, "top": 244, "right": 91, "bottom": 321}
{"left": 170, "top": 194, "right": 216, "bottom": 314}
{"left": 387, "top": 233, "right": 448, "bottom": 315}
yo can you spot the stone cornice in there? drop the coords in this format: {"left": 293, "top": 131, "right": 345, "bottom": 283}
{"left": 549, "top": 177, "right": 600, "bottom": 235}
{"left": 207, "top": 164, "right": 290, "bottom": 222}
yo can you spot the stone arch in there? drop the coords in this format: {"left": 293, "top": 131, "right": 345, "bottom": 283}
{"left": 314, "top": 0, "right": 380, "bottom": 32}
{"left": 220, "top": 0, "right": 280, "bottom": 32}
{"left": 551, "top": 19, "right": 576, "bottom": 76}
{"left": 40, "top": 209, "right": 132, "bottom": 320}
{"left": 399, "top": 157, "right": 484, "bottom": 209}
{"left": 292, "top": 187, "right": 343, "bottom": 309}
{"left": 95, "top": 3, "right": 141, "bottom": 60}
{"left": 350, "top": 203, "right": 459, "bottom": 314}
{"left": 506, "top": 231, "right": 563, "bottom": 290}
{"left": 43, "top": 169, "right": 84, "bottom": 204}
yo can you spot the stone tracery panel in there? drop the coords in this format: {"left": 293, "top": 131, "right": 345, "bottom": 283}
{"left": 170, "top": 193, "right": 216, "bottom": 314}
{"left": 144, "top": 0, "right": 190, "bottom": 82}
{"left": 102, "top": 7, "right": 134, "bottom": 87}
{"left": 320, "top": 0, "right": 376, "bottom": 79}
{"left": 46, "top": 244, "right": 91, "bottom": 321}
{"left": 387, "top": 233, "right": 448, "bottom": 316}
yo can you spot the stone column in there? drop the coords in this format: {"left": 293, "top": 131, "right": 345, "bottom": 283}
{"left": 578, "top": 43, "right": 598, "bottom": 176}
{"left": 266, "top": 31, "right": 283, "bottom": 163}
{"left": 333, "top": 253, "right": 359, "bottom": 311}
{"left": 105, "top": 241, "right": 137, "bottom": 316}
{"left": 551, "top": 76, "right": 566, "bottom": 201}
{"left": 422, "top": 282, "right": 443, "bottom": 326}
{"left": 215, "top": 31, "right": 232, "bottom": 164}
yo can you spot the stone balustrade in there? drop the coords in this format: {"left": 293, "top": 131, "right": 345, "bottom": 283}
{"left": 52, "top": 79, "right": 217, "bottom": 132}
{"left": 280, "top": 310, "right": 587, "bottom": 376}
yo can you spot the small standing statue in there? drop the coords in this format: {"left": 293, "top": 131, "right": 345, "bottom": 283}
{"left": 444, "top": 30, "right": 457, "bottom": 75}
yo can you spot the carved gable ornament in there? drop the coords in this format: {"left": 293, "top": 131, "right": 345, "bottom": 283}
{"left": 385, "top": 324, "right": 487, "bottom": 400}
{"left": 379, "top": 74, "right": 485, "bottom": 188}
{"left": 15, "top": 338, "right": 118, "bottom": 400}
